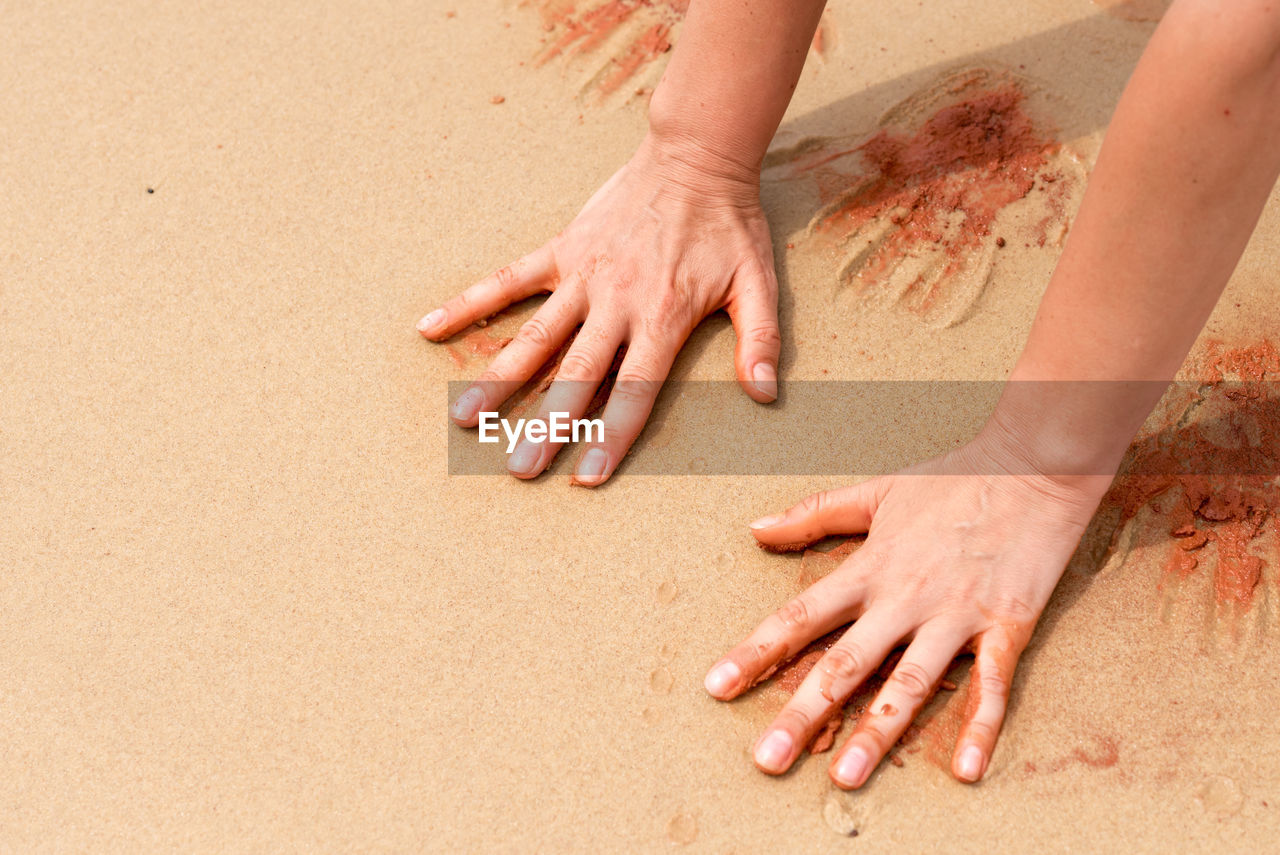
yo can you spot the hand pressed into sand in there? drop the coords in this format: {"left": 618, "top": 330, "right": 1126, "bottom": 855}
{"left": 704, "top": 428, "right": 1110, "bottom": 788}
{"left": 418, "top": 134, "right": 781, "bottom": 486}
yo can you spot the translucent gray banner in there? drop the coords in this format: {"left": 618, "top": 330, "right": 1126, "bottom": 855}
{"left": 445, "top": 380, "right": 1280, "bottom": 477}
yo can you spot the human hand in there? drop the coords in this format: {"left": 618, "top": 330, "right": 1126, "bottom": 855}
{"left": 419, "top": 134, "right": 782, "bottom": 486}
{"left": 703, "top": 428, "right": 1111, "bottom": 787}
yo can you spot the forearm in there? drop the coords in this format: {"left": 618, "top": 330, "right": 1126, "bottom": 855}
{"left": 643, "top": 0, "right": 827, "bottom": 186}
{"left": 992, "top": 0, "right": 1280, "bottom": 478}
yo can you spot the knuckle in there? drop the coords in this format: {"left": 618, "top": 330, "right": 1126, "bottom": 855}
{"left": 798, "top": 491, "right": 829, "bottom": 516}
{"left": 651, "top": 283, "right": 690, "bottom": 318}
{"left": 604, "top": 379, "right": 654, "bottom": 414}
{"left": 606, "top": 273, "right": 637, "bottom": 295}
{"left": 516, "top": 316, "right": 556, "bottom": 350}
{"left": 962, "top": 719, "right": 999, "bottom": 746}
{"left": 922, "top": 613, "right": 972, "bottom": 642}
{"left": 556, "top": 266, "right": 587, "bottom": 296}
{"left": 735, "top": 260, "right": 777, "bottom": 296}
{"left": 636, "top": 287, "right": 697, "bottom": 341}
{"left": 614, "top": 364, "right": 665, "bottom": 387}
{"left": 887, "top": 661, "right": 933, "bottom": 702}
{"left": 736, "top": 638, "right": 782, "bottom": 671}
{"left": 772, "top": 596, "right": 813, "bottom": 632}
{"left": 638, "top": 311, "right": 693, "bottom": 346}
{"left": 899, "top": 573, "right": 935, "bottom": 604}
{"left": 822, "top": 643, "right": 866, "bottom": 684}
{"left": 989, "top": 593, "right": 1037, "bottom": 623}
{"left": 745, "top": 322, "right": 782, "bottom": 351}
{"left": 776, "top": 705, "right": 816, "bottom": 736}
{"left": 493, "top": 263, "right": 519, "bottom": 290}
{"left": 977, "top": 671, "right": 1010, "bottom": 704}
{"left": 853, "top": 720, "right": 892, "bottom": 751}
{"left": 558, "top": 348, "right": 606, "bottom": 381}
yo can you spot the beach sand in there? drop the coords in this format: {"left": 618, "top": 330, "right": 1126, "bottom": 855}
{"left": 4, "top": 0, "right": 1280, "bottom": 850}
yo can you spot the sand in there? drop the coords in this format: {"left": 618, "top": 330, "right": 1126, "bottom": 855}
{"left": 5, "top": 0, "right": 1280, "bottom": 851}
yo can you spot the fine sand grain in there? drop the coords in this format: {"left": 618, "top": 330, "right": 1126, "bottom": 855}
{"left": 4, "top": 0, "right": 1280, "bottom": 851}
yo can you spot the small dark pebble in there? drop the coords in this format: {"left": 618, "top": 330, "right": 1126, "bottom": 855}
{"left": 146, "top": 188, "right": 155, "bottom": 194}
{"left": 995, "top": 236, "right": 1006, "bottom": 248}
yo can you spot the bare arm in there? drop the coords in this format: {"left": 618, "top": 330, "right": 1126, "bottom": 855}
{"left": 646, "top": 0, "right": 828, "bottom": 183}
{"left": 995, "top": 0, "right": 1280, "bottom": 481}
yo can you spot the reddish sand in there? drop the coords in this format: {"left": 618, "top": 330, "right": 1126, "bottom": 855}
{"left": 529, "top": 0, "right": 686, "bottom": 95}
{"left": 446, "top": 329, "right": 513, "bottom": 368}
{"left": 794, "top": 83, "right": 1070, "bottom": 311}
{"left": 898, "top": 667, "right": 970, "bottom": 770}
{"left": 527, "top": 0, "right": 827, "bottom": 96}
{"left": 761, "top": 539, "right": 1038, "bottom": 774}
{"left": 1018, "top": 735, "right": 1121, "bottom": 778}
{"left": 1102, "top": 341, "right": 1280, "bottom": 608}
{"left": 758, "top": 540, "right": 953, "bottom": 763}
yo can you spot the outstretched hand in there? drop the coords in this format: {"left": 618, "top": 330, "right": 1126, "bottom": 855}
{"left": 419, "top": 136, "right": 782, "bottom": 486}
{"left": 704, "top": 429, "right": 1110, "bottom": 787}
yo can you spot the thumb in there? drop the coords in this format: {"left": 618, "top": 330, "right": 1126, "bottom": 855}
{"left": 726, "top": 262, "right": 782, "bottom": 403}
{"left": 750, "top": 477, "right": 888, "bottom": 551}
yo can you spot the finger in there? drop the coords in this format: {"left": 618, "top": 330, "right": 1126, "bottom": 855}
{"left": 418, "top": 245, "right": 558, "bottom": 340}
{"left": 570, "top": 334, "right": 680, "bottom": 487}
{"left": 449, "top": 289, "right": 585, "bottom": 426}
{"left": 748, "top": 479, "right": 888, "bottom": 552}
{"left": 505, "top": 318, "right": 624, "bottom": 479}
{"left": 703, "top": 556, "right": 876, "bottom": 702}
{"left": 751, "top": 611, "right": 899, "bottom": 775}
{"left": 829, "top": 624, "right": 969, "bottom": 789}
{"left": 951, "top": 627, "right": 1027, "bottom": 783}
{"left": 725, "top": 261, "right": 781, "bottom": 403}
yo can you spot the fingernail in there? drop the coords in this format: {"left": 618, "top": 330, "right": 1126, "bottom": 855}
{"left": 450, "top": 387, "right": 483, "bottom": 422}
{"left": 754, "top": 730, "right": 793, "bottom": 773}
{"left": 418, "top": 308, "right": 446, "bottom": 335}
{"left": 956, "top": 744, "right": 985, "bottom": 782}
{"left": 703, "top": 661, "right": 741, "bottom": 697}
{"left": 833, "top": 746, "right": 869, "bottom": 788}
{"left": 575, "top": 447, "right": 608, "bottom": 482}
{"left": 507, "top": 441, "right": 542, "bottom": 476}
{"left": 752, "top": 362, "right": 777, "bottom": 399}
{"left": 749, "top": 515, "right": 782, "bottom": 530}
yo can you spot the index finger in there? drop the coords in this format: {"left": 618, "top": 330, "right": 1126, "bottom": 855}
{"left": 749, "top": 479, "right": 889, "bottom": 552}
{"left": 418, "top": 245, "right": 558, "bottom": 340}
{"left": 704, "top": 555, "right": 874, "bottom": 701}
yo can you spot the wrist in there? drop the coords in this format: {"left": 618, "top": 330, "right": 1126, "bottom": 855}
{"left": 640, "top": 112, "right": 763, "bottom": 207}
{"left": 973, "top": 387, "right": 1133, "bottom": 501}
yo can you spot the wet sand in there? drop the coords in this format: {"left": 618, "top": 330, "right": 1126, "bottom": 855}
{"left": 4, "top": 0, "right": 1280, "bottom": 851}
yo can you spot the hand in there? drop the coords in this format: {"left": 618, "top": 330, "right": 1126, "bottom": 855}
{"left": 418, "top": 134, "right": 782, "bottom": 486}
{"left": 703, "top": 427, "right": 1111, "bottom": 787}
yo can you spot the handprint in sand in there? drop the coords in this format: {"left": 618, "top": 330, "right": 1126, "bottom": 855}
{"left": 526, "top": 0, "right": 686, "bottom": 99}
{"left": 765, "top": 68, "right": 1085, "bottom": 327}
{"left": 523, "top": 0, "right": 835, "bottom": 101}
{"left": 1100, "top": 341, "right": 1280, "bottom": 628}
